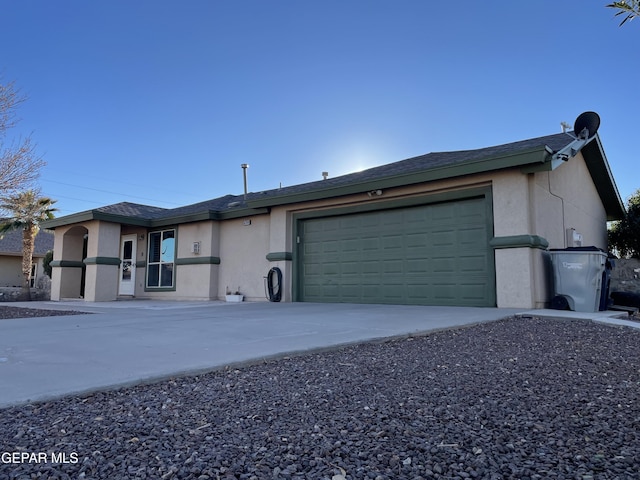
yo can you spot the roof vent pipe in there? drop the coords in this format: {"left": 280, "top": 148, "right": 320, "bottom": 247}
{"left": 241, "top": 163, "right": 249, "bottom": 200}
{"left": 322, "top": 171, "right": 329, "bottom": 180}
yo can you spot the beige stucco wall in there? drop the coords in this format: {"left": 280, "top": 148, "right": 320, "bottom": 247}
{"left": 51, "top": 224, "right": 87, "bottom": 300}
{"left": 172, "top": 222, "right": 220, "bottom": 300}
{"left": 534, "top": 152, "right": 608, "bottom": 249}
{"left": 83, "top": 221, "right": 121, "bottom": 301}
{"left": 267, "top": 207, "right": 293, "bottom": 302}
{"left": 489, "top": 154, "right": 607, "bottom": 308}
{"left": 218, "top": 214, "right": 271, "bottom": 301}
{"left": 0, "top": 256, "right": 46, "bottom": 287}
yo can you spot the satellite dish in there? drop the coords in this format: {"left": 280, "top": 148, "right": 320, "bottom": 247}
{"left": 573, "top": 111, "right": 600, "bottom": 140}
{"left": 552, "top": 111, "right": 601, "bottom": 164}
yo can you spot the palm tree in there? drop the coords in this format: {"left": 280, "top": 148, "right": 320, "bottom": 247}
{"left": 0, "top": 190, "right": 57, "bottom": 300}
{"left": 607, "top": 1, "right": 640, "bottom": 25}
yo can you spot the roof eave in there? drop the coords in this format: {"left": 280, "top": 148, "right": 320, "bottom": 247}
{"left": 581, "top": 135, "right": 625, "bottom": 221}
{"left": 40, "top": 206, "right": 271, "bottom": 230}
{"left": 247, "top": 147, "right": 550, "bottom": 209}
{"left": 41, "top": 210, "right": 154, "bottom": 229}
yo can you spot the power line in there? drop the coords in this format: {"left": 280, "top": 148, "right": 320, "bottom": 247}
{"left": 44, "top": 168, "right": 207, "bottom": 201}
{"left": 41, "top": 179, "right": 185, "bottom": 206}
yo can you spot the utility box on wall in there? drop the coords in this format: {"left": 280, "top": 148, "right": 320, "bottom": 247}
{"left": 566, "top": 228, "right": 583, "bottom": 248}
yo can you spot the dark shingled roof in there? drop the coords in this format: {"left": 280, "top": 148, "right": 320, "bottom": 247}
{"left": 0, "top": 227, "right": 54, "bottom": 256}
{"left": 48, "top": 130, "right": 609, "bottom": 226}
{"left": 242, "top": 132, "right": 573, "bottom": 202}
{"left": 94, "top": 202, "right": 170, "bottom": 219}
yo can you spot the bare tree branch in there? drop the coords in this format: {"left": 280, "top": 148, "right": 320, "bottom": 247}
{"left": 0, "top": 78, "right": 45, "bottom": 193}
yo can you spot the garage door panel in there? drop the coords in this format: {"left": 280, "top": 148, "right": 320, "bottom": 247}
{"left": 299, "top": 195, "right": 494, "bottom": 306}
{"left": 460, "top": 255, "right": 489, "bottom": 273}
{"left": 382, "top": 260, "right": 404, "bottom": 273}
{"left": 431, "top": 230, "right": 456, "bottom": 247}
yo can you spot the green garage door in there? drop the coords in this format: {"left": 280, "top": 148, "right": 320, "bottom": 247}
{"left": 298, "top": 196, "right": 495, "bottom": 306}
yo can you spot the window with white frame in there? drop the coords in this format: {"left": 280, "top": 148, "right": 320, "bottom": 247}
{"left": 147, "top": 229, "right": 175, "bottom": 288}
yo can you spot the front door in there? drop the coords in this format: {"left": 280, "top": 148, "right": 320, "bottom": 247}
{"left": 118, "top": 235, "right": 137, "bottom": 296}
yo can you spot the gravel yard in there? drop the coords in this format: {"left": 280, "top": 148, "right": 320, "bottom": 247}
{"left": 1, "top": 316, "right": 639, "bottom": 480}
{"left": 0, "top": 306, "right": 86, "bottom": 320}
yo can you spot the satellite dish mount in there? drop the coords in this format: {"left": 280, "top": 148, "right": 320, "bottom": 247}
{"left": 552, "top": 111, "right": 600, "bottom": 163}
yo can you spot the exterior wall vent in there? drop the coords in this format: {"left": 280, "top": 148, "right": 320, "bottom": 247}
{"left": 191, "top": 242, "right": 201, "bottom": 254}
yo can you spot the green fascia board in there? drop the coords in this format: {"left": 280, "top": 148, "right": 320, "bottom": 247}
{"left": 490, "top": 235, "right": 549, "bottom": 250}
{"left": 581, "top": 137, "right": 625, "bottom": 221}
{"left": 175, "top": 256, "right": 221, "bottom": 265}
{"left": 84, "top": 257, "right": 121, "bottom": 265}
{"left": 41, "top": 210, "right": 152, "bottom": 229}
{"left": 248, "top": 148, "right": 547, "bottom": 209}
{"left": 266, "top": 252, "right": 292, "bottom": 261}
{"left": 50, "top": 260, "right": 84, "bottom": 268}
{"left": 292, "top": 186, "right": 493, "bottom": 221}
{"left": 42, "top": 207, "right": 270, "bottom": 230}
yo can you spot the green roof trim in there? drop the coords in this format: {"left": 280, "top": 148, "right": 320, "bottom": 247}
{"left": 175, "top": 256, "right": 221, "bottom": 265}
{"left": 490, "top": 235, "right": 549, "bottom": 250}
{"left": 266, "top": 252, "right": 292, "bottom": 262}
{"left": 84, "top": 257, "right": 121, "bottom": 266}
{"left": 50, "top": 260, "right": 84, "bottom": 268}
{"left": 581, "top": 137, "right": 625, "bottom": 221}
{"left": 247, "top": 148, "right": 548, "bottom": 209}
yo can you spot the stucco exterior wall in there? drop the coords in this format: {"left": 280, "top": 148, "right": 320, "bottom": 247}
{"left": 534, "top": 152, "right": 608, "bottom": 249}
{"left": 51, "top": 224, "right": 87, "bottom": 300}
{"left": 175, "top": 222, "right": 220, "bottom": 300}
{"left": 0, "top": 257, "right": 24, "bottom": 287}
{"left": 0, "top": 256, "right": 46, "bottom": 287}
{"left": 84, "top": 221, "right": 121, "bottom": 301}
{"left": 268, "top": 207, "right": 293, "bottom": 302}
{"left": 218, "top": 214, "right": 271, "bottom": 301}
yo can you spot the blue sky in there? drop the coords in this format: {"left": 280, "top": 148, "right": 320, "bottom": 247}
{"left": 2, "top": 1, "right": 638, "bottom": 216}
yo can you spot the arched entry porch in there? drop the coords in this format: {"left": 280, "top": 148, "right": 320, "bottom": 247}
{"left": 50, "top": 221, "right": 122, "bottom": 301}
{"left": 50, "top": 225, "right": 87, "bottom": 300}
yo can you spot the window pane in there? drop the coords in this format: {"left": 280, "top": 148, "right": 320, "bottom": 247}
{"left": 149, "top": 232, "right": 161, "bottom": 263}
{"left": 148, "top": 264, "right": 159, "bottom": 287}
{"left": 123, "top": 240, "right": 132, "bottom": 260}
{"left": 160, "top": 264, "right": 174, "bottom": 287}
{"left": 161, "top": 237, "right": 175, "bottom": 263}
{"left": 122, "top": 262, "right": 132, "bottom": 281}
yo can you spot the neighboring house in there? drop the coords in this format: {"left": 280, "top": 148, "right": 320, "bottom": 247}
{"left": 0, "top": 226, "right": 53, "bottom": 288}
{"left": 42, "top": 131, "right": 624, "bottom": 308}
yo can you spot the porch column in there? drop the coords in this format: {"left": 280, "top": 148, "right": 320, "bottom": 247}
{"left": 50, "top": 225, "right": 87, "bottom": 301}
{"left": 83, "top": 221, "right": 121, "bottom": 302}
{"left": 491, "top": 235, "right": 551, "bottom": 309}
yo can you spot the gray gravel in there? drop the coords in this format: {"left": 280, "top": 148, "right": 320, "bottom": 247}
{"left": 0, "top": 306, "right": 86, "bottom": 320}
{"left": 1, "top": 316, "right": 639, "bottom": 480}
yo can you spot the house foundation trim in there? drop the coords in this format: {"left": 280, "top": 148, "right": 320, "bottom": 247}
{"left": 175, "top": 256, "right": 221, "bottom": 265}
{"left": 266, "top": 252, "right": 292, "bottom": 261}
{"left": 490, "top": 235, "right": 549, "bottom": 250}
{"left": 50, "top": 260, "right": 85, "bottom": 268}
{"left": 84, "top": 257, "right": 121, "bottom": 265}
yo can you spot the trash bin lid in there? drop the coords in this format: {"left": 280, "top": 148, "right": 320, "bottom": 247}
{"left": 549, "top": 246, "right": 605, "bottom": 253}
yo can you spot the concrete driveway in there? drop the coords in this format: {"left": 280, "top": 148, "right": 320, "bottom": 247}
{"left": 1, "top": 300, "right": 617, "bottom": 408}
{"left": 0, "top": 301, "right": 522, "bottom": 408}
